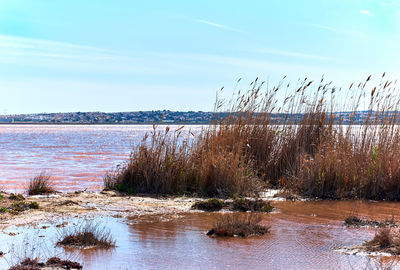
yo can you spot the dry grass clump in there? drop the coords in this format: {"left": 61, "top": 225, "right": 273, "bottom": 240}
{"left": 57, "top": 220, "right": 115, "bottom": 248}
{"left": 106, "top": 73, "right": 400, "bottom": 200}
{"left": 364, "top": 227, "right": 400, "bottom": 255}
{"left": 344, "top": 215, "right": 397, "bottom": 228}
{"left": 9, "top": 194, "right": 25, "bottom": 201}
{"left": 273, "top": 190, "right": 299, "bottom": 201}
{"left": 231, "top": 197, "right": 273, "bottom": 212}
{"left": 27, "top": 174, "right": 55, "bottom": 195}
{"left": 9, "top": 257, "right": 82, "bottom": 270}
{"left": 9, "top": 201, "right": 39, "bottom": 212}
{"left": 207, "top": 213, "right": 270, "bottom": 237}
{"left": 191, "top": 198, "right": 224, "bottom": 211}
{"left": 45, "top": 257, "right": 83, "bottom": 269}
{"left": 191, "top": 197, "right": 273, "bottom": 212}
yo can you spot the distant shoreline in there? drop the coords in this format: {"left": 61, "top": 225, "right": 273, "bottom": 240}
{"left": 0, "top": 122, "right": 391, "bottom": 126}
{"left": 0, "top": 122, "right": 209, "bottom": 125}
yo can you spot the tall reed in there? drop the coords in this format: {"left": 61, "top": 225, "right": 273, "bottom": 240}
{"left": 106, "top": 73, "right": 400, "bottom": 200}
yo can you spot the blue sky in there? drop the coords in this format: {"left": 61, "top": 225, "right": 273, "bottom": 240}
{"left": 0, "top": 0, "right": 399, "bottom": 114}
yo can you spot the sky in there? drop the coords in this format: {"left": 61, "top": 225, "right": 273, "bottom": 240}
{"left": 0, "top": 0, "right": 399, "bottom": 114}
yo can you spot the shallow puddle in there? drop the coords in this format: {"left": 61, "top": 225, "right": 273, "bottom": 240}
{"left": 2, "top": 200, "right": 400, "bottom": 269}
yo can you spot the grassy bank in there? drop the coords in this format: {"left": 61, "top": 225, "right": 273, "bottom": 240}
{"left": 105, "top": 74, "right": 400, "bottom": 200}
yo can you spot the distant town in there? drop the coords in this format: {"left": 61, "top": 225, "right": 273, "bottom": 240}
{"left": 0, "top": 110, "right": 391, "bottom": 125}
{"left": 0, "top": 111, "right": 217, "bottom": 124}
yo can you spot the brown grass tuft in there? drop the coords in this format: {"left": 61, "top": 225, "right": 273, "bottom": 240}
{"left": 207, "top": 213, "right": 270, "bottom": 237}
{"left": 9, "top": 257, "right": 82, "bottom": 270}
{"left": 57, "top": 220, "right": 115, "bottom": 248}
{"left": 363, "top": 227, "right": 400, "bottom": 255}
{"left": 27, "top": 174, "right": 55, "bottom": 195}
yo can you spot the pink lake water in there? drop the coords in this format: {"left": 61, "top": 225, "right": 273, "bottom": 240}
{"left": 1, "top": 125, "right": 400, "bottom": 269}
{"left": 1, "top": 201, "right": 400, "bottom": 269}
{"left": 0, "top": 125, "right": 202, "bottom": 192}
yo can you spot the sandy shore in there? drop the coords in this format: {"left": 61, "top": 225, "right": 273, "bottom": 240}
{"left": 0, "top": 189, "right": 284, "bottom": 229}
{"left": 0, "top": 190, "right": 200, "bottom": 229}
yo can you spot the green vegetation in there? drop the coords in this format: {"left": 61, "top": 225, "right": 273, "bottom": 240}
{"left": 207, "top": 213, "right": 270, "bottom": 237}
{"left": 192, "top": 198, "right": 273, "bottom": 212}
{"left": 232, "top": 197, "right": 273, "bottom": 212}
{"left": 192, "top": 198, "right": 224, "bottom": 211}
{"left": 0, "top": 201, "right": 40, "bottom": 215}
{"left": 9, "top": 193, "right": 24, "bottom": 201}
{"left": 28, "top": 202, "right": 39, "bottom": 209}
{"left": 105, "top": 74, "right": 400, "bottom": 200}
{"left": 27, "top": 174, "right": 55, "bottom": 195}
{"left": 10, "top": 201, "right": 40, "bottom": 212}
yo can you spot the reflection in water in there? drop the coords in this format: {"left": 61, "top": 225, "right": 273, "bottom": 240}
{"left": 0, "top": 125, "right": 202, "bottom": 192}
{"left": 2, "top": 201, "right": 400, "bottom": 269}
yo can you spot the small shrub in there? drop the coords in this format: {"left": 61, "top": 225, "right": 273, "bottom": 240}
{"left": 28, "top": 202, "right": 39, "bottom": 209}
{"left": 207, "top": 213, "right": 270, "bottom": 237}
{"left": 344, "top": 216, "right": 363, "bottom": 226}
{"left": 366, "top": 227, "right": 393, "bottom": 249}
{"left": 9, "top": 257, "right": 82, "bottom": 270}
{"left": 191, "top": 198, "right": 274, "bottom": 212}
{"left": 57, "top": 220, "right": 115, "bottom": 248}
{"left": 232, "top": 197, "right": 273, "bottom": 212}
{"left": 191, "top": 198, "right": 224, "bottom": 211}
{"left": 8, "top": 258, "right": 44, "bottom": 270}
{"left": 273, "top": 190, "right": 298, "bottom": 201}
{"left": 10, "top": 202, "right": 28, "bottom": 212}
{"left": 28, "top": 174, "right": 55, "bottom": 195}
{"left": 344, "top": 216, "right": 397, "bottom": 228}
{"left": 9, "top": 202, "right": 39, "bottom": 213}
{"left": 9, "top": 194, "right": 25, "bottom": 201}
{"left": 0, "top": 207, "right": 8, "bottom": 213}
{"left": 361, "top": 227, "right": 400, "bottom": 255}
{"left": 261, "top": 204, "right": 274, "bottom": 212}
{"left": 46, "top": 257, "right": 83, "bottom": 269}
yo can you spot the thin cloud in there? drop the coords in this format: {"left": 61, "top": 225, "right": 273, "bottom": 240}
{"left": 259, "top": 49, "right": 335, "bottom": 62}
{"left": 381, "top": 1, "right": 399, "bottom": 6}
{"left": 194, "top": 19, "right": 243, "bottom": 33}
{"left": 311, "top": 24, "right": 340, "bottom": 33}
{"left": 360, "top": 9, "right": 374, "bottom": 16}
{"left": 311, "top": 24, "right": 365, "bottom": 38}
{"left": 0, "top": 34, "right": 117, "bottom": 61}
{"left": 0, "top": 34, "right": 114, "bottom": 53}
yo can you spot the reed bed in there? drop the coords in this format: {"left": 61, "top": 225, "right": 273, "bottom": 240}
{"left": 105, "top": 73, "right": 400, "bottom": 200}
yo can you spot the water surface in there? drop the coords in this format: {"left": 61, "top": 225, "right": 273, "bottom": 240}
{"left": 0, "top": 125, "right": 201, "bottom": 192}
{"left": 2, "top": 200, "right": 400, "bottom": 269}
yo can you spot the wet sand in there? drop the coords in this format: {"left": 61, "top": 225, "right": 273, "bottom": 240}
{"left": 0, "top": 190, "right": 198, "bottom": 228}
